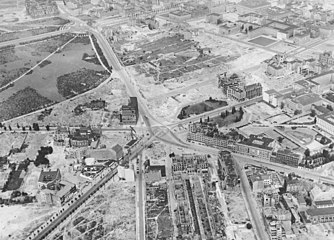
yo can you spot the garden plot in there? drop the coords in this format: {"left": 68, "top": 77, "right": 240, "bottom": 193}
{"left": 0, "top": 35, "right": 111, "bottom": 121}
{"left": 50, "top": 182, "right": 136, "bottom": 240}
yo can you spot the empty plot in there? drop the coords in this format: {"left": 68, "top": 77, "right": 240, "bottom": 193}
{"left": 249, "top": 36, "right": 277, "bottom": 47}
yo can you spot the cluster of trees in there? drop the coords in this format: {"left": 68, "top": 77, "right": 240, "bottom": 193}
{"left": 34, "top": 146, "right": 53, "bottom": 167}
{"left": 0, "top": 122, "right": 51, "bottom": 131}
{"left": 301, "top": 148, "right": 334, "bottom": 168}
{"left": 220, "top": 106, "right": 244, "bottom": 122}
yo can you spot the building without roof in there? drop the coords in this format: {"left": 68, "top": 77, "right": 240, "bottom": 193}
{"left": 172, "top": 154, "right": 208, "bottom": 176}
{"left": 319, "top": 51, "right": 334, "bottom": 67}
{"left": 271, "top": 149, "right": 301, "bottom": 167}
{"left": 38, "top": 169, "right": 61, "bottom": 190}
{"left": 121, "top": 97, "right": 139, "bottom": 125}
{"left": 235, "top": 134, "right": 276, "bottom": 160}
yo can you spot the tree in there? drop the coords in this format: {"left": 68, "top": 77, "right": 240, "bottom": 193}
{"left": 329, "top": 143, "right": 334, "bottom": 149}
{"left": 207, "top": 116, "right": 210, "bottom": 122}
{"left": 278, "top": 136, "right": 284, "bottom": 143}
{"left": 314, "top": 118, "right": 317, "bottom": 124}
{"left": 16, "top": 123, "right": 20, "bottom": 129}
{"left": 249, "top": 25, "right": 253, "bottom": 31}
{"left": 280, "top": 102, "right": 285, "bottom": 109}
{"left": 225, "top": 110, "right": 229, "bottom": 116}
{"left": 246, "top": 223, "right": 252, "bottom": 229}
{"left": 0, "top": 122, "right": 2, "bottom": 128}
{"left": 8, "top": 125, "right": 12, "bottom": 131}
{"left": 33, "top": 123, "right": 39, "bottom": 131}
{"left": 3, "top": 126, "right": 6, "bottom": 131}
{"left": 46, "top": 125, "right": 50, "bottom": 131}
{"left": 209, "top": 96, "right": 213, "bottom": 101}
{"left": 327, "top": 105, "right": 333, "bottom": 111}
{"left": 320, "top": 136, "right": 327, "bottom": 144}
{"left": 239, "top": 106, "right": 243, "bottom": 114}
{"left": 232, "top": 106, "right": 236, "bottom": 114}
{"left": 323, "top": 149, "right": 330, "bottom": 159}
{"left": 304, "top": 148, "right": 310, "bottom": 157}
{"left": 310, "top": 109, "right": 316, "bottom": 117}
{"left": 294, "top": 110, "right": 300, "bottom": 115}
{"left": 200, "top": 118, "right": 202, "bottom": 123}
{"left": 220, "top": 112, "right": 225, "bottom": 118}
{"left": 22, "top": 126, "right": 25, "bottom": 131}
{"left": 29, "top": 126, "right": 32, "bottom": 131}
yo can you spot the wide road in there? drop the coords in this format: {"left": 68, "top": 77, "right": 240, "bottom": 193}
{"left": 169, "top": 96, "right": 262, "bottom": 126}
{"left": 137, "top": 153, "right": 145, "bottom": 240}
{"left": 234, "top": 159, "right": 268, "bottom": 240}
{"left": 30, "top": 166, "right": 118, "bottom": 240}
{"left": 0, "top": 29, "right": 68, "bottom": 48}
{"left": 233, "top": 153, "right": 334, "bottom": 185}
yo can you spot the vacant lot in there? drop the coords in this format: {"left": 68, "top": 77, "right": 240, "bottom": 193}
{"left": 50, "top": 182, "right": 136, "bottom": 240}
{"left": 248, "top": 36, "right": 277, "bottom": 47}
{"left": 178, "top": 99, "right": 228, "bottom": 119}
{"left": 118, "top": 34, "right": 229, "bottom": 82}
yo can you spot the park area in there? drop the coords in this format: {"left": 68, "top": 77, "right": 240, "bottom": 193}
{"left": 0, "top": 34, "right": 110, "bottom": 121}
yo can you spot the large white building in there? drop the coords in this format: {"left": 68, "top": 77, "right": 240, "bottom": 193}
{"left": 316, "top": 112, "right": 334, "bottom": 135}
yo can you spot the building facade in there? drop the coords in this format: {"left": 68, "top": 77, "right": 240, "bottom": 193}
{"left": 121, "top": 97, "right": 139, "bottom": 125}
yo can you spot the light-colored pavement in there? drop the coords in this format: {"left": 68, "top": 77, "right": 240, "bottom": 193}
{"left": 0, "top": 29, "right": 68, "bottom": 48}
{"left": 234, "top": 159, "right": 268, "bottom": 240}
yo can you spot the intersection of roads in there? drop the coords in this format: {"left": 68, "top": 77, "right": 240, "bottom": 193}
{"left": 1, "top": 5, "right": 331, "bottom": 240}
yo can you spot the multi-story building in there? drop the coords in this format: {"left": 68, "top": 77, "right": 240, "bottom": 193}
{"left": 69, "top": 126, "right": 101, "bottom": 148}
{"left": 316, "top": 112, "right": 334, "bottom": 136}
{"left": 172, "top": 154, "right": 209, "bottom": 176}
{"left": 25, "top": 0, "right": 59, "bottom": 18}
{"left": 218, "top": 72, "right": 262, "bottom": 101}
{"left": 38, "top": 169, "right": 61, "bottom": 190}
{"left": 245, "top": 83, "right": 262, "bottom": 99}
{"left": 54, "top": 126, "right": 69, "bottom": 146}
{"left": 271, "top": 149, "right": 300, "bottom": 167}
{"left": 306, "top": 207, "right": 334, "bottom": 223}
{"left": 263, "top": 89, "right": 283, "bottom": 108}
{"left": 121, "top": 97, "right": 139, "bottom": 125}
{"left": 187, "top": 122, "right": 236, "bottom": 149}
{"left": 319, "top": 51, "right": 334, "bottom": 66}
{"left": 235, "top": 134, "right": 275, "bottom": 160}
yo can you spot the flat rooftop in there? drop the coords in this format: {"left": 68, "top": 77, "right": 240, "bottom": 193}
{"left": 307, "top": 207, "right": 334, "bottom": 216}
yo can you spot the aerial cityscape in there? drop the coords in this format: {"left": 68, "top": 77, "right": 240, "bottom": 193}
{"left": 1, "top": 0, "right": 334, "bottom": 239}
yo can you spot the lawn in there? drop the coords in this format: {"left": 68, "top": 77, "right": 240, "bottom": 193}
{"left": 285, "top": 130, "right": 314, "bottom": 145}
{"left": 178, "top": 99, "right": 228, "bottom": 119}
{"left": 0, "top": 26, "right": 59, "bottom": 43}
